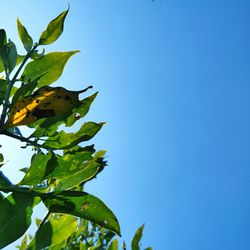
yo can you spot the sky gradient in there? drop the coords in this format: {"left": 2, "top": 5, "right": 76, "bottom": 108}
{"left": 0, "top": 1, "right": 249, "bottom": 249}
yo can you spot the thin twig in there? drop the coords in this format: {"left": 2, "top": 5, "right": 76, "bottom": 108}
{"left": 12, "top": 44, "right": 38, "bottom": 83}
{"left": 38, "top": 211, "right": 51, "bottom": 229}
{"left": 0, "top": 52, "right": 11, "bottom": 128}
{"left": 0, "top": 130, "right": 42, "bottom": 147}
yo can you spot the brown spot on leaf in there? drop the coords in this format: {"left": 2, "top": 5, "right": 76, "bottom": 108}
{"left": 64, "top": 95, "right": 71, "bottom": 101}
{"left": 32, "top": 108, "right": 55, "bottom": 119}
{"left": 80, "top": 202, "right": 89, "bottom": 211}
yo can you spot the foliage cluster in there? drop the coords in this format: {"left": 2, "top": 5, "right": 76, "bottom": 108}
{"left": 0, "top": 8, "right": 151, "bottom": 250}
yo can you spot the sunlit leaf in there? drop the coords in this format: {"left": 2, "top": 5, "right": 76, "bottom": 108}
{"left": 131, "top": 224, "right": 144, "bottom": 250}
{"left": 21, "top": 51, "right": 78, "bottom": 87}
{"left": 49, "top": 153, "right": 102, "bottom": 190}
{"left": 17, "top": 18, "right": 33, "bottom": 52}
{"left": 22, "top": 149, "right": 104, "bottom": 193}
{"left": 43, "top": 191, "right": 121, "bottom": 236}
{"left": 35, "top": 218, "right": 42, "bottom": 227}
{"left": 28, "top": 119, "right": 60, "bottom": 138}
{"left": 0, "top": 193, "right": 36, "bottom": 249}
{"left": 27, "top": 215, "right": 77, "bottom": 250}
{"left": 29, "top": 91, "right": 97, "bottom": 138}
{"left": 10, "top": 81, "right": 38, "bottom": 109}
{"left": 66, "top": 92, "right": 98, "bottom": 127}
{"left": 16, "top": 54, "right": 25, "bottom": 65}
{"left": 20, "top": 146, "right": 100, "bottom": 190}
{"left": 107, "top": 239, "right": 119, "bottom": 250}
{"left": 79, "top": 242, "right": 88, "bottom": 250}
{"left": 19, "top": 151, "right": 54, "bottom": 185}
{"left": 63, "top": 145, "right": 95, "bottom": 155}
{"left": 5, "top": 85, "right": 91, "bottom": 128}
{"left": 39, "top": 10, "right": 68, "bottom": 45}
{"left": 30, "top": 48, "right": 45, "bottom": 60}
{"left": 42, "top": 122, "right": 104, "bottom": 150}
{"left": 17, "top": 234, "right": 28, "bottom": 250}
{"left": 48, "top": 241, "right": 68, "bottom": 250}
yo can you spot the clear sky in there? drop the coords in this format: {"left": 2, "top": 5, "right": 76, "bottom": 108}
{"left": 0, "top": 0, "right": 249, "bottom": 249}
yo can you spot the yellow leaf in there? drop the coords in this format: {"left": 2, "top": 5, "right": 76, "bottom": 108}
{"left": 4, "top": 85, "right": 92, "bottom": 128}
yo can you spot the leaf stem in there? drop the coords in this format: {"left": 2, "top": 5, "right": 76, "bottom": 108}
{"left": 76, "top": 85, "right": 93, "bottom": 94}
{"left": 0, "top": 185, "right": 44, "bottom": 197}
{"left": 0, "top": 130, "right": 42, "bottom": 147}
{"left": 0, "top": 184, "right": 59, "bottom": 199}
{"left": 0, "top": 52, "right": 11, "bottom": 128}
{"left": 12, "top": 43, "right": 38, "bottom": 83}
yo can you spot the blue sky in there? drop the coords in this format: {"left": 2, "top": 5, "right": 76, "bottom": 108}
{"left": 0, "top": 0, "right": 249, "bottom": 249}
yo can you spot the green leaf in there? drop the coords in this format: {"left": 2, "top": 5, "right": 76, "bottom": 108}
{"left": 10, "top": 81, "right": 38, "bottom": 109}
{"left": 0, "top": 172, "right": 12, "bottom": 186}
{"left": 131, "top": 224, "right": 144, "bottom": 250}
{"left": 0, "top": 57, "right": 6, "bottom": 73}
{"left": 0, "top": 193, "right": 36, "bottom": 249}
{"left": 66, "top": 92, "right": 98, "bottom": 127}
{"left": 0, "top": 29, "right": 7, "bottom": 48}
{"left": 19, "top": 167, "right": 29, "bottom": 173}
{"left": 21, "top": 51, "right": 78, "bottom": 87}
{"left": 29, "top": 118, "right": 60, "bottom": 138}
{"left": 17, "top": 234, "right": 28, "bottom": 250}
{"left": 43, "top": 122, "right": 104, "bottom": 150}
{"left": 0, "top": 79, "right": 7, "bottom": 104}
{"left": 6, "top": 39, "right": 17, "bottom": 73}
{"left": 48, "top": 241, "right": 68, "bottom": 250}
{"left": 50, "top": 153, "right": 102, "bottom": 191}
{"left": 10, "top": 86, "right": 18, "bottom": 97}
{"left": 20, "top": 147, "right": 100, "bottom": 190}
{"left": 16, "top": 54, "right": 25, "bottom": 65}
{"left": 27, "top": 215, "right": 77, "bottom": 250}
{"left": 0, "top": 192, "right": 3, "bottom": 202}
{"left": 19, "top": 151, "right": 55, "bottom": 185}
{"left": 43, "top": 191, "right": 121, "bottom": 236}
{"left": 29, "top": 92, "right": 97, "bottom": 138}
{"left": 0, "top": 53, "right": 25, "bottom": 75}
{"left": 0, "top": 54, "right": 25, "bottom": 73}
{"left": 63, "top": 145, "right": 95, "bottom": 155}
{"left": 17, "top": 18, "right": 33, "bottom": 52}
{"left": 35, "top": 218, "right": 42, "bottom": 227}
{"left": 30, "top": 48, "right": 45, "bottom": 60}
{"left": 39, "top": 10, "right": 68, "bottom": 45}
{"left": 107, "top": 239, "right": 119, "bottom": 250}
{"left": 122, "top": 241, "right": 127, "bottom": 250}
{"left": 80, "top": 243, "right": 88, "bottom": 250}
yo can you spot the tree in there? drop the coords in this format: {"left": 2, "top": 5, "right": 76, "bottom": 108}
{"left": 0, "top": 7, "right": 151, "bottom": 250}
